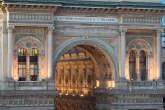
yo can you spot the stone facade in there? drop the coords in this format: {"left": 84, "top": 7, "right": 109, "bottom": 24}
{"left": 0, "top": 0, "right": 165, "bottom": 110}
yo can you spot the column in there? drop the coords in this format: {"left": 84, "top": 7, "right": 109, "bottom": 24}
{"left": 7, "top": 25, "right": 14, "bottom": 79}
{"left": 26, "top": 52, "right": 30, "bottom": 80}
{"left": 136, "top": 54, "right": 140, "bottom": 81}
{"left": 48, "top": 25, "right": 54, "bottom": 79}
{"left": 147, "top": 55, "right": 152, "bottom": 80}
{"left": 120, "top": 27, "right": 127, "bottom": 80}
{"left": 156, "top": 29, "right": 162, "bottom": 80}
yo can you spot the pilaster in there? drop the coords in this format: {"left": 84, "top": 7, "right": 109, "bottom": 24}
{"left": 48, "top": 25, "right": 54, "bottom": 79}
{"left": 156, "top": 29, "right": 163, "bottom": 80}
{"left": 7, "top": 24, "right": 14, "bottom": 80}
{"left": 120, "top": 27, "right": 127, "bottom": 80}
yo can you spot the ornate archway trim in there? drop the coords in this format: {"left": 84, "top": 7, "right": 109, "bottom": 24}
{"left": 126, "top": 39, "right": 152, "bottom": 56}
{"left": 14, "top": 36, "right": 45, "bottom": 55}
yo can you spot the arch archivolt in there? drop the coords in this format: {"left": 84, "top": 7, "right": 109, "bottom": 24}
{"left": 14, "top": 36, "right": 45, "bottom": 55}
{"left": 125, "top": 39, "right": 153, "bottom": 80}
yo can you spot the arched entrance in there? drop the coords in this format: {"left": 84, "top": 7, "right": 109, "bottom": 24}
{"left": 53, "top": 38, "right": 117, "bottom": 110}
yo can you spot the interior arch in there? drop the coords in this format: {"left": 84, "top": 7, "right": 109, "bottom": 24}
{"left": 54, "top": 43, "right": 115, "bottom": 110}
{"left": 55, "top": 44, "right": 115, "bottom": 96}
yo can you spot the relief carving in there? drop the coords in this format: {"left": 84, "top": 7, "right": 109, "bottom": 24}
{"left": 126, "top": 39, "right": 152, "bottom": 55}
{"left": 14, "top": 28, "right": 46, "bottom": 55}
{"left": 9, "top": 12, "right": 53, "bottom": 23}
{"left": 14, "top": 28, "right": 45, "bottom": 43}
{"left": 122, "top": 15, "right": 161, "bottom": 25}
{"left": 14, "top": 36, "right": 45, "bottom": 55}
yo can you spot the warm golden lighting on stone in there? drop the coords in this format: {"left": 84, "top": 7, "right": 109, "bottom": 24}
{"left": 96, "top": 80, "right": 100, "bottom": 88}
{"left": 55, "top": 45, "right": 114, "bottom": 97}
{"left": 106, "top": 80, "right": 115, "bottom": 88}
{"left": 80, "top": 94, "right": 84, "bottom": 97}
{"left": 13, "top": 75, "right": 18, "bottom": 81}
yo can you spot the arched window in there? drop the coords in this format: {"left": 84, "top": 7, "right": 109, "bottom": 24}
{"left": 18, "top": 48, "right": 27, "bottom": 81}
{"left": 139, "top": 50, "right": 147, "bottom": 81}
{"left": 129, "top": 50, "right": 136, "bottom": 80}
{"left": 162, "top": 61, "right": 165, "bottom": 80}
{"left": 29, "top": 48, "right": 38, "bottom": 81}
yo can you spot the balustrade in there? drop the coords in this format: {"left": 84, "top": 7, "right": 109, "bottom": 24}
{"left": 5, "top": 80, "right": 55, "bottom": 90}
{"left": 127, "top": 81, "right": 157, "bottom": 89}
{"left": 2, "top": 80, "right": 165, "bottom": 91}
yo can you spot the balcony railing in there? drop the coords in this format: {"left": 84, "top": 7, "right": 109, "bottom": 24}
{"left": 2, "top": 80, "right": 165, "bottom": 91}
{"left": 6, "top": 80, "right": 55, "bottom": 90}
{"left": 127, "top": 81, "right": 157, "bottom": 89}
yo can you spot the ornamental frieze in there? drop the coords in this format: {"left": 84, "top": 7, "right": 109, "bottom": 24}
{"left": 0, "top": 96, "right": 54, "bottom": 106}
{"left": 122, "top": 15, "right": 161, "bottom": 25}
{"left": 9, "top": 12, "right": 53, "bottom": 23}
{"left": 102, "top": 94, "right": 163, "bottom": 104}
{"left": 54, "top": 16, "right": 119, "bottom": 24}
{"left": 7, "top": 12, "right": 163, "bottom": 26}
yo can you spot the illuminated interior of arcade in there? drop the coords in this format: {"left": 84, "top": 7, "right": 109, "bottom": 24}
{"left": 55, "top": 45, "right": 115, "bottom": 110}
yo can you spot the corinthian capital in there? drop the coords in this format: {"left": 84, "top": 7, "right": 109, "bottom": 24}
{"left": 120, "top": 27, "right": 127, "bottom": 33}
{"left": 7, "top": 24, "right": 15, "bottom": 31}
{"left": 156, "top": 28, "right": 164, "bottom": 33}
{"left": 48, "top": 25, "right": 55, "bottom": 32}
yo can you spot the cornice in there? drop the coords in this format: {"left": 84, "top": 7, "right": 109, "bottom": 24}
{"left": 1, "top": 3, "right": 165, "bottom": 14}
{"left": 3, "top": 4, "right": 58, "bottom": 12}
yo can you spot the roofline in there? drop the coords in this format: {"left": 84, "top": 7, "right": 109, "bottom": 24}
{"left": 2, "top": 1, "right": 165, "bottom": 9}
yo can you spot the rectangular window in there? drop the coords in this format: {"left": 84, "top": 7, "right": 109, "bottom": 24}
{"left": 18, "top": 56, "right": 26, "bottom": 62}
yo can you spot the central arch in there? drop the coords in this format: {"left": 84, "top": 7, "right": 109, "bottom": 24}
{"left": 53, "top": 38, "right": 118, "bottom": 110}
{"left": 53, "top": 38, "right": 118, "bottom": 81}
